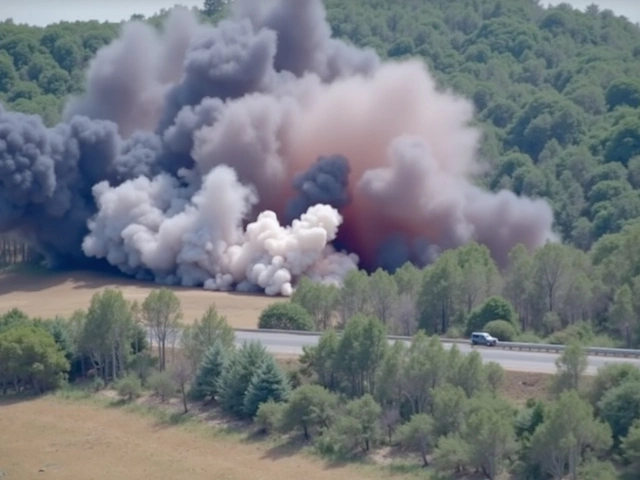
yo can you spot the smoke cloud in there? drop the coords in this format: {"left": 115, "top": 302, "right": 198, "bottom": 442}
{"left": 0, "top": 0, "right": 556, "bottom": 295}
{"left": 285, "top": 154, "right": 351, "bottom": 223}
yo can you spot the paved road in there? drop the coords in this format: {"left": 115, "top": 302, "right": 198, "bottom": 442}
{"left": 234, "top": 331, "right": 640, "bottom": 375}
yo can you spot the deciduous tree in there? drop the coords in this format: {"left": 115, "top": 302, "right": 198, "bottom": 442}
{"left": 142, "top": 289, "right": 182, "bottom": 371}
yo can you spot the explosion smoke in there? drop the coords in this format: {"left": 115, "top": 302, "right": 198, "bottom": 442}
{"left": 0, "top": 0, "right": 556, "bottom": 296}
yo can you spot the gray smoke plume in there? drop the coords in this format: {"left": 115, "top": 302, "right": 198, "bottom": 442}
{"left": 285, "top": 154, "right": 351, "bottom": 222}
{"left": 159, "top": 97, "right": 225, "bottom": 172}
{"left": 0, "top": 0, "right": 557, "bottom": 295}
{"left": 0, "top": 106, "right": 138, "bottom": 264}
{"left": 233, "top": 0, "right": 379, "bottom": 81}
{"left": 357, "top": 135, "right": 555, "bottom": 269}
{"left": 63, "top": 7, "right": 201, "bottom": 137}
{"left": 157, "top": 17, "right": 280, "bottom": 133}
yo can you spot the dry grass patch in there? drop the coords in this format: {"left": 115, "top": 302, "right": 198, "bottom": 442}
{"left": 0, "top": 395, "right": 397, "bottom": 480}
{"left": 500, "top": 371, "right": 551, "bottom": 404}
{"left": 0, "top": 269, "right": 283, "bottom": 328}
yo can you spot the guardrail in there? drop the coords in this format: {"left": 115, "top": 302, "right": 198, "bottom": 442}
{"left": 234, "top": 328, "right": 640, "bottom": 359}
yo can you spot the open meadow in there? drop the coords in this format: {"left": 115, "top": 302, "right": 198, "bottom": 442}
{"left": 0, "top": 269, "right": 282, "bottom": 328}
{"left": 0, "top": 395, "right": 390, "bottom": 480}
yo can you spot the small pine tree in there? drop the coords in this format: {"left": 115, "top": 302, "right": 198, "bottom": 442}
{"left": 243, "top": 356, "right": 291, "bottom": 417}
{"left": 190, "top": 341, "right": 227, "bottom": 401}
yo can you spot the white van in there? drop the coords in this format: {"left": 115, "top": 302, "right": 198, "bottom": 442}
{"left": 470, "top": 332, "right": 499, "bottom": 347}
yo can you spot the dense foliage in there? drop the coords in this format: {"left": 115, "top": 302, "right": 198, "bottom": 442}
{"left": 258, "top": 302, "right": 315, "bottom": 331}
{"left": 293, "top": 238, "right": 640, "bottom": 348}
{"left": 3, "top": 288, "right": 640, "bottom": 479}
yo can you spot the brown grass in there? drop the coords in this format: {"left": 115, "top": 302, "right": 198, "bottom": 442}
{"left": 0, "top": 395, "right": 396, "bottom": 480}
{"left": 499, "top": 371, "right": 551, "bottom": 405}
{"left": 0, "top": 269, "right": 283, "bottom": 328}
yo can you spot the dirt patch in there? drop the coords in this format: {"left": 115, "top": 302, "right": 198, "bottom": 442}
{"left": 0, "top": 395, "right": 391, "bottom": 480}
{"left": 0, "top": 270, "right": 283, "bottom": 328}
{"left": 500, "top": 371, "right": 551, "bottom": 404}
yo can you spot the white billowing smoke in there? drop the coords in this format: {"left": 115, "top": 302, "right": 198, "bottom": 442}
{"left": 82, "top": 165, "right": 357, "bottom": 296}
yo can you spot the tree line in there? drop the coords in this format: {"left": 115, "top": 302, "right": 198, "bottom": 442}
{"left": 0, "top": 235, "right": 39, "bottom": 267}
{"left": 2, "top": 287, "right": 640, "bottom": 479}
{"left": 274, "top": 236, "right": 640, "bottom": 349}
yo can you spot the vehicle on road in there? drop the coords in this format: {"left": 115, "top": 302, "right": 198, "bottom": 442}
{"left": 470, "top": 331, "right": 499, "bottom": 347}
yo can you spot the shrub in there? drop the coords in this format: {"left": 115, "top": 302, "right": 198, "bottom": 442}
{"left": 598, "top": 380, "right": 640, "bottom": 441}
{"left": 255, "top": 400, "right": 286, "bottom": 434}
{"left": 484, "top": 320, "right": 518, "bottom": 342}
{"left": 546, "top": 321, "right": 595, "bottom": 345}
{"left": 258, "top": 303, "right": 314, "bottom": 331}
{"left": 397, "top": 413, "right": 435, "bottom": 467}
{"left": 281, "top": 384, "right": 339, "bottom": 439}
{"left": 444, "top": 326, "right": 463, "bottom": 339}
{"left": 0, "top": 325, "right": 69, "bottom": 394}
{"left": 589, "top": 363, "right": 640, "bottom": 408}
{"left": 485, "top": 362, "right": 505, "bottom": 391}
{"left": 115, "top": 374, "right": 142, "bottom": 401}
{"left": 318, "top": 395, "right": 382, "bottom": 457}
{"left": 128, "top": 352, "right": 157, "bottom": 385}
{"left": 577, "top": 459, "right": 618, "bottom": 480}
{"left": 514, "top": 332, "right": 543, "bottom": 344}
{"left": 90, "top": 376, "right": 105, "bottom": 392}
{"left": 466, "top": 296, "right": 517, "bottom": 335}
{"left": 589, "top": 334, "right": 617, "bottom": 348}
{"left": 147, "top": 371, "right": 175, "bottom": 402}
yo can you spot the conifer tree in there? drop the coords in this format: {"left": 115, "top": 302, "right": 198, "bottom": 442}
{"left": 190, "top": 340, "right": 227, "bottom": 401}
{"left": 244, "top": 356, "right": 291, "bottom": 417}
{"left": 217, "top": 341, "right": 271, "bottom": 417}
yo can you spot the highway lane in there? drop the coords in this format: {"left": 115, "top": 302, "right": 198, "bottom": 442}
{"left": 234, "top": 330, "right": 640, "bottom": 375}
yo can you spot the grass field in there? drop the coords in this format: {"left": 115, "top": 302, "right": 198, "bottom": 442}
{"left": 0, "top": 269, "right": 283, "bottom": 328}
{"left": 0, "top": 395, "right": 395, "bottom": 480}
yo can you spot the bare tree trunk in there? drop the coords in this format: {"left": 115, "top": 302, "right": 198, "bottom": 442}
{"left": 160, "top": 338, "right": 166, "bottom": 371}
{"left": 112, "top": 344, "right": 118, "bottom": 380}
{"left": 181, "top": 384, "right": 188, "bottom": 413}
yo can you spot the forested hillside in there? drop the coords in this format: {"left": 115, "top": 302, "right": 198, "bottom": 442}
{"left": 2, "top": 0, "right": 640, "bottom": 346}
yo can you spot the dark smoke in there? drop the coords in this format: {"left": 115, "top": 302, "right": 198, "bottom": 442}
{"left": 157, "top": 17, "right": 279, "bottom": 133}
{"left": 0, "top": 0, "right": 556, "bottom": 296}
{"left": 0, "top": 106, "right": 124, "bottom": 264}
{"left": 285, "top": 154, "right": 351, "bottom": 223}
